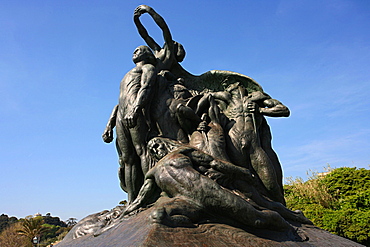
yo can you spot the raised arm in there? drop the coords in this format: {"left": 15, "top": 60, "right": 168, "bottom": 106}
{"left": 134, "top": 5, "right": 174, "bottom": 53}
{"left": 195, "top": 92, "right": 231, "bottom": 116}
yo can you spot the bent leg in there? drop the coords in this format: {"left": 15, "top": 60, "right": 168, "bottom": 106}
{"left": 155, "top": 157, "right": 291, "bottom": 231}
{"left": 196, "top": 173, "right": 290, "bottom": 230}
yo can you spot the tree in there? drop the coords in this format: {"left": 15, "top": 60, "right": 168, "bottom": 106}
{"left": 66, "top": 218, "right": 77, "bottom": 227}
{"left": 0, "top": 222, "right": 29, "bottom": 247}
{"left": 0, "top": 214, "right": 74, "bottom": 246}
{"left": 17, "top": 216, "right": 50, "bottom": 244}
{"left": 0, "top": 214, "right": 18, "bottom": 233}
{"left": 43, "top": 215, "right": 67, "bottom": 227}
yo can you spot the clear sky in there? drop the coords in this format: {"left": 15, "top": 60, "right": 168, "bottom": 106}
{"left": 1, "top": 0, "right": 369, "bottom": 222}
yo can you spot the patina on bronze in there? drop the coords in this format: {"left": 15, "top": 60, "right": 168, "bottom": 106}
{"left": 103, "top": 2, "right": 303, "bottom": 238}
{"left": 58, "top": 5, "right": 365, "bottom": 247}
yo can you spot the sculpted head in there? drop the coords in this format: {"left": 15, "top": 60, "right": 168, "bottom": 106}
{"left": 225, "top": 82, "right": 239, "bottom": 92}
{"left": 132, "top": 45, "right": 156, "bottom": 65}
{"left": 225, "top": 82, "right": 246, "bottom": 96}
{"left": 147, "top": 137, "right": 181, "bottom": 161}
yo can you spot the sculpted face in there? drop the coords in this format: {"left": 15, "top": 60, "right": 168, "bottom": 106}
{"left": 226, "top": 82, "right": 246, "bottom": 97}
{"left": 132, "top": 45, "right": 154, "bottom": 64}
{"left": 132, "top": 46, "right": 146, "bottom": 63}
{"left": 148, "top": 138, "right": 170, "bottom": 160}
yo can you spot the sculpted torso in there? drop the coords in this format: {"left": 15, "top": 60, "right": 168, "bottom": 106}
{"left": 118, "top": 66, "right": 143, "bottom": 116}
{"left": 225, "top": 93, "right": 259, "bottom": 142}
{"left": 97, "top": 5, "right": 305, "bottom": 237}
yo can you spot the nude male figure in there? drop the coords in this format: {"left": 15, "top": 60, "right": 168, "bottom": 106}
{"left": 195, "top": 83, "right": 289, "bottom": 204}
{"left": 134, "top": 5, "right": 189, "bottom": 78}
{"left": 102, "top": 45, "right": 157, "bottom": 203}
{"left": 123, "top": 137, "right": 305, "bottom": 232}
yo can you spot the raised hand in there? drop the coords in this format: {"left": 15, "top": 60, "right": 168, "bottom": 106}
{"left": 134, "top": 5, "right": 151, "bottom": 17}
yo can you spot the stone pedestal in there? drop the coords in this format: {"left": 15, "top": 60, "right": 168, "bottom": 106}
{"left": 57, "top": 206, "right": 364, "bottom": 247}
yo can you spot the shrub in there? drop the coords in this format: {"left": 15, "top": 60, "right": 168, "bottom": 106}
{"left": 285, "top": 167, "right": 370, "bottom": 246}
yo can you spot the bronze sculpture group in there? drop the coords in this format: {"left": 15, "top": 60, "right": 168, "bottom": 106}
{"left": 97, "top": 4, "right": 311, "bottom": 239}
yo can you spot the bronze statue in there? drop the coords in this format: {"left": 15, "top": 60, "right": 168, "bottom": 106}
{"left": 124, "top": 137, "right": 293, "bottom": 230}
{"left": 124, "top": 137, "right": 310, "bottom": 225}
{"left": 194, "top": 83, "right": 289, "bottom": 204}
{"left": 134, "top": 5, "right": 190, "bottom": 78}
{"left": 99, "top": 4, "right": 310, "bottom": 238}
{"left": 57, "top": 5, "right": 370, "bottom": 246}
{"left": 102, "top": 45, "right": 157, "bottom": 203}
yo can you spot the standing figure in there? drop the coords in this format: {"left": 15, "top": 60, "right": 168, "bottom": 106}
{"left": 150, "top": 72, "right": 202, "bottom": 144}
{"left": 102, "top": 45, "right": 157, "bottom": 203}
{"left": 189, "top": 95, "right": 230, "bottom": 162}
{"left": 195, "top": 83, "right": 289, "bottom": 204}
{"left": 134, "top": 5, "right": 190, "bottom": 78}
{"left": 134, "top": 5, "right": 202, "bottom": 143}
{"left": 249, "top": 90, "right": 290, "bottom": 199}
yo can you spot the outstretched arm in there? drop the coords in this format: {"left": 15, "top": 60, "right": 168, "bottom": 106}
{"left": 260, "top": 98, "right": 290, "bottom": 117}
{"left": 209, "top": 160, "right": 255, "bottom": 183}
{"left": 247, "top": 91, "right": 290, "bottom": 117}
{"left": 183, "top": 148, "right": 255, "bottom": 183}
{"left": 134, "top": 5, "right": 174, "bottom": 52}
{"left": 124, "top": 178, "right": 158, "bottom": 215}
{"left": 102, "top": 104, "right": 118, "bottom": 143}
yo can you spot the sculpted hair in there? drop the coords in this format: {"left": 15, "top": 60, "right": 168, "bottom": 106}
{"left": 143, "top": 46, "right": 157, "bottom": 65}
{"left": 137, "top": 45, "right": 157, "bottom": 65}
{"left": 148, "top": 137, "right": 182, "bottom": 159}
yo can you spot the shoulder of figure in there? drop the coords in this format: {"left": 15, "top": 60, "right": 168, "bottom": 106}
{"left": 263, "top": 98, "right": 283, "bottom": 107}
{"left": 142, "top": 63, "right": 156, "bottom": 71}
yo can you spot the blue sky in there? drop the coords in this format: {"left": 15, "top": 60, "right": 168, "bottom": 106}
{"left": 1, "top": 0, "right": 369, "bottom": 222}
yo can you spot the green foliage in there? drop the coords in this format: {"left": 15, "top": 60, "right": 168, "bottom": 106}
{"left": 285, "top": 167, "right": 370, "bottom": 246}
{"left": 322, "top": 167, "right": 370, "bottom": 202}
{"left": 40, "top": 224, "right": 70, "bottom": 246}
{"left": 43, "top": 215, "right": 67, "bottom": 227}
{"left": 0, "top": 214, "right": 18, "bottom": 233}
{"left": 42, "top": 224, "right": 61, "bottom": 240}
{"left": 342, "top": 189, "right": 370, "bottom": 209}
{"left": 0, "top": 222, "right": 29, "bottom": 247}
{"left": 0, "top": 213, "right": 73, "bottom": 246}
{"left": 285, "top": 176, "right": 336, "bottom": 209}
{"left": 17, "top": 216, "right": 50, "bottom": 242}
